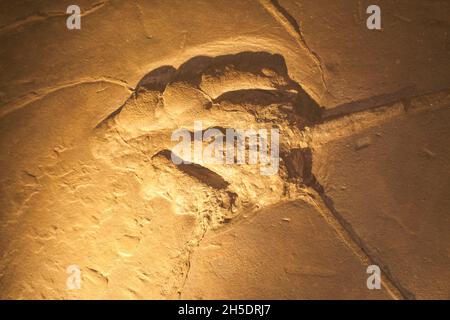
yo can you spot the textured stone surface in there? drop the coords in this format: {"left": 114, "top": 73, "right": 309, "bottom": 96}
{"left": 312, "top": 105, "right": 450, "bottom": 299}
{"left": 0, "top": 0, "right": 449, "bottom": 300}
{"left": 182, "top": 200, "right": 391, "bottom": 299}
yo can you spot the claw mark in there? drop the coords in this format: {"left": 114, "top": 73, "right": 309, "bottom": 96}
{"left": 153, "top": 150, "right": 230, "bottom": 190}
